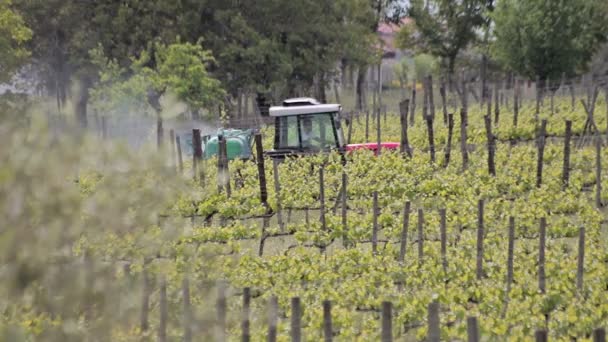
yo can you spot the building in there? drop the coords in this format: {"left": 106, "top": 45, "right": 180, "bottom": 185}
{"left": 376, "top": 18, "right": 412, "bottom": 88}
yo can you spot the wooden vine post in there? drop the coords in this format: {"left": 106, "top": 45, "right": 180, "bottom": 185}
{"left": 242, "top": 287, "right": 251, "bottom": 342}
{"left": 410, "top": 78, "right": 417, "bottom": 126}
{"left": 381, "top": 301, "right": 393, "bottom": 342}
{"left": 183, "top": 277, "right": 192, "bottom": 342}
{"left": 158, "top": 277, "right": 167, "bottom": 342}
{"left": 594, "top": 328, "right": 606, "bottom": 342}
{"left": 323, "top": 300, "right": 333, "bottom": 342}
{"left": 467, "top": 317, "right": 479, "bottom": 342}
{"left": 399, "top": 99, "right": 412, "bottom": 157}
{"left": 596, "top": 137, "right": 602, "bottom": 209}
{"left": 157, "top": 116, "right": 164, "bottom": 150}
{"left": 192, "top": 129, "right": 203, "bottom": 182}
{"left": 377, "top": 64, "right": 382, "bottom": 156}
{"left": 494, "top": 81, "right": 500, "bottom": 125}
{"left": 535, "top": 76, "right": 541, "bottom": 124}
{"left": 440, "top": 79, "right": 448, "bottom": 125}
{"left": 425, "top": 112, "right": 435, "bottom": 163}
{"left": 319, "top": 166, "right": 327, "bottom": 251}
{"left": 169, "top": 129, "right": 176, "bottom": 171}
{"left": 176, "top": 135, "right": 184, "bottom": 173}
{"left": 502, "top": 217, "right": 515, "bottom": 318}
{"left": 218, "top": 135, "right": 231, "bottom": 196}
{"left": 268, "top": 297, "right": 278, "bottom": 342}
{"left": 577, "top": 227, "right": 585, "bottom": 292}
{"left": 372, "top": 191, "right": 379, "bottom": 254}
{"left": 580, "top": 88, "right": 601, "bottom": 147}
{"left": 605, "top": 87, "right": 608, "bottom": 142}
{"left": 341, "top": 172, "right": 348, "bottom": 248}
{"left": 536, "top": 120, "right": 547, "bottom": 188}
{"left": 444, "top": 113, "right": 454, "bottom": 167}
{"left": 535, "top": 330, "right": 548, "bottom": 342}
{"left": 417, "top": 209, "right": 424, "bottom": 263}
{"left": 563, "top": 120, "right": 572, "bottom": 188}
{"left": 398, "top": 202, "right": 411, "bottom": 263}
{"left": 513, "top": 79, "right": 519, "bottom": 128}
{"left": 460, "top": 107, "right": 469, "bottom": 170}
{"left": 440, "top": 208, "right": 448, "bottom": 272}
{"left": 291, "top": 297, "right": 302, "bottom": 342}
{"left": 272, "top": 159, "right": 285, "bottom": 232}
{"left": 507, "top": 217, "right": 515, "bottom": 292}
{"left": 428, "top": 75, "right": 436, "bottom": 120}
{"left": 254, "top": 133, "right": 269, "bottom": 209}
{"left": 539, "top": 218, "right": 546, "bottom": 293}
{"left": 476, "top": 200, "right": 484, "bottom": 280}
{"left": 217, "top": 283, "right": 227, "bottom": 342}
{"left": 484, "top": 115, "right": 496, "bottom": 176}
{"left": 427, "top": 301, "right": 440, "bottom": 342}
{"left": 140, "top": 261, "right": 150, "bottom": 332}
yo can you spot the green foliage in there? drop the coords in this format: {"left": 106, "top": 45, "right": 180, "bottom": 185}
{"left": 3, "top": 93, "right": 608, "bottom": 340}
{"left": 152, "top": 41, "right": 225, "bottom": 109}
{"left": 90, "top": 41, "right": 225, "bottom": 117}
{"left": 399, "top": 0, "right": 493, "bottom": 74}
{"left": 89, "top": 46, "right": 151, "bottom": 116}
{"left": 393, "top": 58, "right": 410, "bottom": 87}
{"left": 16, "top": 0, "right": 397, "bottom": 113}
{"left": 193, "top": 0, "right": 390, "bottom": 97}
{"left": 0, "top": 0, "right": 31, "bottom": 82}
{"left": 413, "top": 54, "right": 439, "bottom": 80}
{"left": 492, "top": 0, "right": 608, "bottom": 81}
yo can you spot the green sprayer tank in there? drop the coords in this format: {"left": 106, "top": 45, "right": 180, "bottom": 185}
{"left": 203, "top": 129, "right": 254, "bottom": 160}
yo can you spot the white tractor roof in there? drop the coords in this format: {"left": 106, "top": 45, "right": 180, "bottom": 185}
{"left": 269, "top": 103, "right": 341, "bottom": 117}
{"left": 282, "top": 97, "right": 321, "bottom": 106}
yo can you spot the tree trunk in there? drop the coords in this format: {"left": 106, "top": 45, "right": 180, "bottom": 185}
{"left": 340, "top": 59, "right": 348, "bottom": 89}
{"left": 480, "top": 54, "right": 488, "bottom": 106}
{"left": 315, "top": 73, "right": 328, "bottom": 103}
{"left": 75, "top": 75, "right": 91, "bottom": 128}
{"left": 356, "top": 66, "right": 367, "bottom": 111}
{"left": 147, "top": 89, "right": 164, "bottom": 149}
{"left": 447, "top": 55, "right": 457, "bottom": 92}
{"left": 191, "top": 108, "right": 201, "bottom": 121}
{"left": 237, "top": 89, "right": 243, "bottom": 119}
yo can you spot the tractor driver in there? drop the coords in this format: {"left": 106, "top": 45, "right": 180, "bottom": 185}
{"left": 301, "top": 116, "right": 317, "bottom": 148}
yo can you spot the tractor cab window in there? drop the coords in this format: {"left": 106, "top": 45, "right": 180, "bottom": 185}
{"left": 277, "top": 115, "right": 300, "bottom": 149}
{"left": 276, "top": 113, "right": 338, "bottom": 150}
{"left": 299, "top": 113, "right": 337, "bottom": 150}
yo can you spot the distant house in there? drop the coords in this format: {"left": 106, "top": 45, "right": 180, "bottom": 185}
{"left": 375, "top": 18, "right": 412, "bottom": 88}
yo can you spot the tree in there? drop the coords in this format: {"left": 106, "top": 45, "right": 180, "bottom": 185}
{"left": 0, "top": 0, "right": 31, "bottom": 83}
{"left": 397, "top": 0, "right": 493, "bottom": 79}
{"left": 353, "top": 0, "right": 405, "bottom": 110}
{"left": 413, "top": 54, "right": 439, "bottom": 80}
{"left": 492, "top": 0, "right": 608, "bottom": 83}
{"left": 393, "top": 58, "right": 410, "bottom": 96}
{"left": 16, "top": 0, "right": 98, "bottom": 124}
{"left": 180, "top": 0, "right": 393, "bottom": 108}
{"left": 90, "top": 41, "right": 224, "bottom": 119}
{"left": 16, "top": 0, "right": 186, "bottom": 126}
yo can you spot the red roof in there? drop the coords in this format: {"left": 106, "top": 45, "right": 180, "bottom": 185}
{"left": 377, "top": 18, "right": 411, "bottom": 56}
{"left": 378, "top": 18, "right": 411, "bottom": 35}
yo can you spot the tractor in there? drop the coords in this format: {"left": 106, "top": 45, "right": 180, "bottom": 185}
{"left": 265, "top": 97, "right": 399, "bottom": 159}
